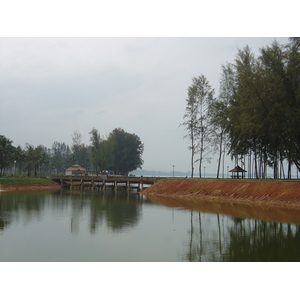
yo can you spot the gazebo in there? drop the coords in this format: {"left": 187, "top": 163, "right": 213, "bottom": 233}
{"left": 229, "top": 165, "right": 247, "bottom": 179}
{"left": 65, "top": 164, "right": 86, "bottom": 175}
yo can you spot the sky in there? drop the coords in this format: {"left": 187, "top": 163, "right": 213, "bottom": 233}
{"left": 0, "top": 37, "right": 291, "bottom": 174}
{"left": 0, "top": 1, "right": 296, "bottom": 174}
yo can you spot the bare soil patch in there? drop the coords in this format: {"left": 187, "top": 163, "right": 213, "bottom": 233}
{"left": 0, "top": 182, "right": 60, "bottom": 192}
{"left": 141, "top": 178, "right": 300, "bottom": 223}
{"left": 141, "top": 178, "right": 300, "bottom": 209}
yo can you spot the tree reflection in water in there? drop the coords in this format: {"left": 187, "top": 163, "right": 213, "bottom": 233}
{"left": 2, "top": 191, "right": 300, "bottom": 261}
{"left": 183, "top": 211, "right": 300, "bottom": 262}
{"left": 0, "top": 190, "right": 144, "bottom": 235}
{"left": 57, "top": 189, "right": 144, "bottom": 234}
{"left": 225, "top": 218, "right": 300, "bottom": 261}
{"left": 0, "top": 191, "right": 47, "bottom": 231}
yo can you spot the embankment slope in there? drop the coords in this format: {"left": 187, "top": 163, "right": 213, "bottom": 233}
{"left": 141, "top": 178, "right": 300, "bottom": 209}
{"left": 0, "top": 182, "right": 60, "bottom": 192}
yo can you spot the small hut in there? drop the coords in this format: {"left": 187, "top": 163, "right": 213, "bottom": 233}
{"left": 65, "top": 164, "right": 86, "bottom": 176}
{"left": 229, "top": 165, "right": 247, "bottom": 179}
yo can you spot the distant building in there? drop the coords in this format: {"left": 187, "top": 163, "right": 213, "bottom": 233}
{"left": 65, "top": 164, "right": 86, "bottom": 175}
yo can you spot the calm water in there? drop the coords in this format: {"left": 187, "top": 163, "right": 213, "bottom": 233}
{"left": 1, "top": 189, "right": 300, "bottom": 262}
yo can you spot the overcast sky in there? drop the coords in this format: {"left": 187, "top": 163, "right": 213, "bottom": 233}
{"left": 0, "top": 37, "right": 291, "bottom": 173}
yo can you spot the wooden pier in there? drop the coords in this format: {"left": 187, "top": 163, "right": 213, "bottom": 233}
{"left": 51, "top": 175, "right": 165, "bottom": 191}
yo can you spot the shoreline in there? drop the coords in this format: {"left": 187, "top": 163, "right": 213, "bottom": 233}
{"left": 140, "top": 178, "right": 300, "bottom": 209}
{"left": 2, "top": 178, "right": 300, "bottom": 210}
{"left": 0, "top": 182, "right": 61, "bottom": 192}
{"left": 140, "top": 178, "right": 300, "bottom": 224}
{"left": 2, "top": 178, "right": 300, "bottom": 224}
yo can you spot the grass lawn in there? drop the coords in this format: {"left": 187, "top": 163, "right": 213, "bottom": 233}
{"left": 0, "top": 177, "right": 52, "bottom": 185}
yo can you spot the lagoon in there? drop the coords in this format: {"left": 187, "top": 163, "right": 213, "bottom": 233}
{"left": 1, "top": 189, "right": 300, "bottom": 262}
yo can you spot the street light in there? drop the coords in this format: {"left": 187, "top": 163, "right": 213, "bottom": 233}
{"left": 204, "top": 166, "right": 206, "bottom": 178}
{"left": 172, "top": 165, "right": 175, "bottom": 177}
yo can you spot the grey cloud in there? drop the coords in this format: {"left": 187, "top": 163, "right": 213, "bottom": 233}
{"left": 0, "top": 37, "right": 290, "bottom": 172}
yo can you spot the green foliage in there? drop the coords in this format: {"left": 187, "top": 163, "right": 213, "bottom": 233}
{"left": 181, "top": 75, "right": 215, "bottom": 177}
{"left": 107, "top": 128, "right": 144, "bottom": 175}
{"left": 225, "top": 39, "right": 300, "bottom": 177}
{"left": 182, "top": 38, "right": 300, "bottom": 179}
{"left": 0, "top": 135, "right": 14, "bottom": 175}
{"left": 51, "top": 141, "right": 72, "bottom": 173}
{"left": 89, "top": 128, "right": 108, "bottom": 173}
{"left": 71, "top": 130, "right": 91, "bottom": 168}
{"left": 1, "top": 127, "right": 144, "bottom": 177}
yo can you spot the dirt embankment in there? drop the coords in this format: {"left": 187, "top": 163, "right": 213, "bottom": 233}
{"left": 0, "top": 182, "right": 60, "bottom": 192}
{"left": 141, "top": 178, "right": 300, "bottom": 209}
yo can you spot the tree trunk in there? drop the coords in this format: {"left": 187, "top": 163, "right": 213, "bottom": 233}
{"left": 191, "top": 145, "right": 194, "bottom": 178}
{"left": 216, "top": 134, "right": 223, "bottom": 179}
{"left": 253, "top": 140, "right": 259, "bottom": 179}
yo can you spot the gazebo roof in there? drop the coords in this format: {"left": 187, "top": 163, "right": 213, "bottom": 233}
{"left": 65, "top": 164, "right": 86, "bottom": 171}
{"left": 229, "top": 165, "right": 247, "bottom": 173}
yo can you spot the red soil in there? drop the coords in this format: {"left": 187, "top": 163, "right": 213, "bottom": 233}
{"left": 0, "top": 182, "right": 60, "bottom": 192}
{"left": 141, "top": 178, "right": 300, "bottom": 208}
{"left": 141, "top": 179, "right": 300, "bottom": 223}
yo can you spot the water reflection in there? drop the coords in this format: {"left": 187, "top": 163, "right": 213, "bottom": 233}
{"left": 148, "top": 195, "right": 300, "bottom": 261}
{"left": 0, "top": 190, "right": 149, "bottom": 234}
{"left": 0, "top": 191, "right": 48, "bottom": 231}
{"left": 180, "top": 211, "right": 300, "bottom": 262}
{"left": 1, "top": 190, "right": 300, "bottom": 261}
{"left": 146, "top": 195, "right": 300, "bottom": 225}
{"left": 225, "top": 218, "right": 300, "bottom": 261}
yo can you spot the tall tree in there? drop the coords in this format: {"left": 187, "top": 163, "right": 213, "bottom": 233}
{"left": 209, "top": 100, "right": 229, "bottom": 178}
{"left": 182, "top": 75, "right": 215, "bottom": 177}
{"left": 24, "top": 144, "right": 36, "bottom": 177}
{"left": 90, "top": 128, "right": 111, "bottom": 174}
{"left": 210, "top": 63, "right": 235, "bottom": 178}
{"left": 194, "top": 75, "right": 215, "bottom": 178}
{"left": 107, "top": 128, "right": 144, "bottom": 175}
{"left": 51, "top": 142, "right": 72, "bottom": 173}
{"left": 89, "top": 128, "right": 101, "bottom": 175}
{"left": 180, "top": 84, "right": 199, "bottom": 178}
{"left": 0, "top": 135, "right": 15, "bottom": 175}
{"left": 33, "top": 145, "right": 48, "bottom": 176}
{"left": 227, "top": 45, "right": 265, "bottom": 178}
{"left": 13, "top": 145, "right": 25, "bottom": 176}
{"left": 71, "top": 130, "right": 90, "bottom": 169}
{"left": 223, "top": 39, "right": 300, "bottom": 179}
{"left": 259, "top": 40, "right": 300, "bottom": 176}
{"left": 286, "top": 37, "right": 300, "bottom": 172}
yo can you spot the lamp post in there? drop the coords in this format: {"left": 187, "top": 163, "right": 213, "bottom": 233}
{"left": 227, "top": 166, "right": 229, "bottom": 178}
{"left": 204, "top": 166, "right": 206, "bottom": 178}
{"left": 172, "top": 165, "right": 175, "bottom": 177}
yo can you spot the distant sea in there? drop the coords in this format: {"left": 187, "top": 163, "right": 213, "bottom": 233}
{"left": 131, "top": 169, "right": 217, "bottom": 178}
{"left": 131, "top": 169, "right": 299, "bottom": 179}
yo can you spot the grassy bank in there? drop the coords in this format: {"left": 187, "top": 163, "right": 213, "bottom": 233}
{"left": 0, "top": 177, "right": 53, "bottom": 185}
